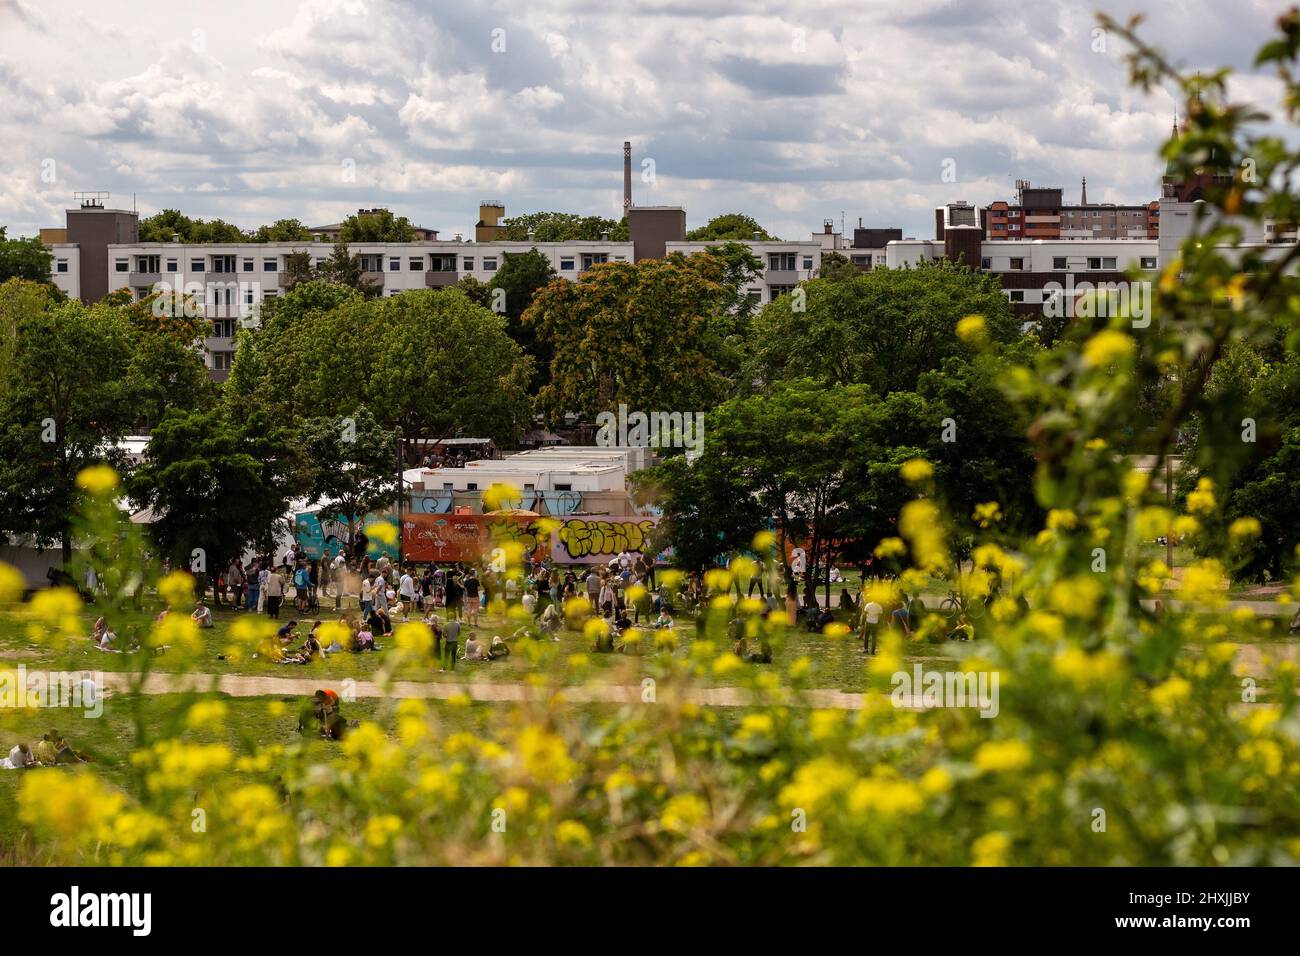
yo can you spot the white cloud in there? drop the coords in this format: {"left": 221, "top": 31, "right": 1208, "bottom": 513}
{"left": 0, "top": 0, "right": 1291, "bottom": 240}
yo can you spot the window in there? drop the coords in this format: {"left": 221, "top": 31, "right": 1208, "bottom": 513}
{"left": 167, "top": 259, "right": 179, "bottom": 273}
{"left": 554, "top": 483, "right": 572, "bottom": 492}
{"left": 980, "top": 257, "right": 991, "bottom": 270}
{"left": 212, "top": 255, "right": 236, "bottom": 273}
{"left": 212, "top": 319, "right": 236, "bottom": 338}
{"left": 242, "top": 258, "right": 254, "bottom": 272}
{"left": 1087, "top": 258, "right": 1101, "bottom": 270}
{"left": 581, "top": 253, "right": 608, "bottom": 270}
{"left": 263, "top": 291, "right": 278, "bottom": 300}
{"left": 1140, "top": 257, "right": 1157, "bottom": 269}
{"left": 410, "top": 257, "right": 423, "bottom": 271}
{"left": 466, "top": 482, "right": 478, "bottom": 491}
{"left": 1103, "top": 257, "right": 1117, "bottom": 269}
{"left": 768, "top": 285, "right": 795, "bottom": 300}
{"left": 191, "top": 259, "right": 205, "bottom": 272}
{"left": 745, "top": 290, "right": 761, "bottom": 304}
{"left": 851, "top": 255, "right": 868, "bottom": 266}
{"left": 263, "top": 258, "right": 277, "bottom": 272}
{"left": 314, "top": 259, "right": 327, "bottom": 269}
{"left": 483, "top": 257, "right": 498, "bottom": 272}
{"left": 389, "top": 257, "right": 401, "bottom": 272}
{"left": 1053, "top": 257, "right": 1067, "bottom": 270}
{"left": 1008, "top": 290, "right": 1025, "bottom": 302}
{"left": 211, "top": 351, "right": 233, "bottom": 372}
{"left": 463, "top": 257, "right": 475, "bottom": 271}
{"left": 802, "top": 255, "right": 814, "bottom": 270}
{"left": 1010, "top": 258, "right": 1025, "bottom": 271}
{"left": 768, "top": 253, "right": 796, "bottom": 271}
{"left": 560, "top": 257, "right": 575, "bottom": 271}
{"left": 244, "top": 288, "right": 255, "bottom": 305}
{"left": 56, "top": 259, "right": 68, "bottom": 273}
{"left": 114, "top": 259, "right": 128, "bottom": 272}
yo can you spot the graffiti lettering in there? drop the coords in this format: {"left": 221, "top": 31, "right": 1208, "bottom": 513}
{"left": 557, "top": 519, "right": 656, "bottom": 559}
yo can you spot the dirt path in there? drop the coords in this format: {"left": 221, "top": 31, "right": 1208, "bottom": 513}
{"left": 97, "top": 670, "right": 875, "bottom": 710}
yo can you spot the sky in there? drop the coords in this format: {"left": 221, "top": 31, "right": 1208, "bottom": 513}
{"left": 0, "top": 0, "right": 1293, "bottom": 241}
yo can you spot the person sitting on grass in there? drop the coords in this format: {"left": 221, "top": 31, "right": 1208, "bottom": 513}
{"left": 946, "top": 613, "right": 974, "bottom": 642}
{"left": 281, "top": 630, "right": 322, "bottom": 665}
{"left": 2, "top": 743, "right": 35, "bottom": 770}
{"left": 38, "top": 730, "right": 86, "bottom": 764}
{"left": 592, "top": 613, "right": 618, "bottom": 653}
{"left": 298, "top": 689, "right": 345, "bottom": 740}
{"left": 463, "top": 631, "right": 488, "bottom": 662}
{"left": 91, "top": 617, "right": 108, "bottom": 643}
{"left": 367, "top": 606, "right": 393, "bottom": 637}
{"left": 653, "top": 609, "right": 675, "bottom": 631}
{"left": 191, "top": 600, "right": 213, "bottom": 628}
{"left": 487, "top": 635, "right": 510, "bottom": 660}
{"left": 277, "top": 620, "right": 299, "bottom": 645}
{"left": 539, "top": 602, "right": 562, "bottom": 640}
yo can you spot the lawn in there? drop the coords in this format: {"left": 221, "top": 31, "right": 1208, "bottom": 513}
{"left": 0, "top": 596, "right": 966, "bottom": 695}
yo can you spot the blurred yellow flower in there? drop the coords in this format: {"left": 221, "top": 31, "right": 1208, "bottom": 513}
{"left": 75, "top": 464, "right": 120, "bottom": 495}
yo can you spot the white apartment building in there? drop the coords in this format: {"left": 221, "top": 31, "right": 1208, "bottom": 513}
{"left": 665, "top": 239, "right": 823, "bottom": 303}
{"left": 47, "top": 244, "right": 81, "bottom": 300}
{"left": 101, "top": 239, "right": 635, "bottom": 379}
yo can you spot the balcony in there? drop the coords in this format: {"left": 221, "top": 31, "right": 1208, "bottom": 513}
{"left": 129, "top": 271, "right": 162, "bottom": 288}
{"left": 361, "top": 271, "right": 386, "bottom": 288}
{"left": 425, "top": 270, "right": 458, "bottom": 288}
{"left": 765, "top": 269, "right": 802, "bottom": 285}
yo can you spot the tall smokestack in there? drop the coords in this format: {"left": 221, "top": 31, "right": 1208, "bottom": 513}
{"left": 623, "top": 141, "right": 632, "bottom": 214}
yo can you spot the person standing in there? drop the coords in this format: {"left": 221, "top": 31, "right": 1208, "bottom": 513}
{"left": 860, "top": 596, "right": 883, "bottom": 655}
{"left": 463, "top": 568, "right": 480, "bottom": 626}
{"left": 441, "top": 617, "right": 461, "bottom": 671}
{"left": 257, "top": 561, "right": 270, "bottom": 613}
{"left": 245, "top": 560, "right": 260, "bottom": 613}
{"left": 399, "top": 565, "right": 417, "bottom": 616}
{"left": 444, "top": 567, "right": 463, "bottom": 621}
{"left": 264, "top": 566, "right": 285, "bottom": 619}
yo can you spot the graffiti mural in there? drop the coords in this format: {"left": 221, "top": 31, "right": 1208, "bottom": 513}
{"left": 556, "top": 518, "right": 657, "bottom": 560}
{"left": 403, "top": 513, "right": 662, "bottom": 565}
{"left": 295, "top": 512, "right": 399, "bottom": 560}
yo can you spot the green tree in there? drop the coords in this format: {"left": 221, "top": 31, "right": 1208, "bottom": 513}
{"left": 300, "top": 408, "right": 401, "bottom": 550}
{"left": 747, "top": 259, "right": 1019, "bottom": 395}
{"left": 338, "top": 209, "right": 415, "bottom": 243}
{"left": 490, "top": 248, "right": 558, "bottom": 390}
{"left": 500, "top": 212, "right": 628, "bottom": 242}
{"left": 0, "top": 301, "right": 135, "bottom": 563}
{"left": 321, "top": 238, "right": 380, "bottom": 297}
{"left": 0, "top": 234, "right": 54, "bottom": 284}
{"left": 139, "top": 210, "right": 247, "bottom": 243}
{"left": 128, "top": 406, "right": 305, "bottom": 568}
{"left": 251, "top": 219, "right": 313, "bottom": 242}
{"left": 817, "top": 251, "right": 859, "bottom": 282}
{"left": 686, "top": 213, "right": 775, "bottom": 242}
{"left": 528, "top": 254, "right": 737, "bottom": 423}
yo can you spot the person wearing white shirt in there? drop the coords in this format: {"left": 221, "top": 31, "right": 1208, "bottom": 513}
{"left": 860, "top": 599, "right": 884, "bottom": 655}
{"left": 360, "top": 575, "right": 374, "bottom": 614}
